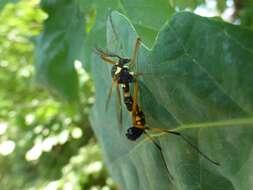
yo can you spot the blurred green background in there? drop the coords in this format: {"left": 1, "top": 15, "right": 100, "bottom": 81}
{"left": 0, "top": 0, "right": 253, "bottom": 190}
{"left": 0, "top": 0, "right": 114, "bottom": 189}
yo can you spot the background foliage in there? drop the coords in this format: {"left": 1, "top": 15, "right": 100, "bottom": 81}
{"left": 0, "top": 0, "right": 114, "bottom": 189}
{"left": 0, "top": 0, "right": 253, "bottom": 190}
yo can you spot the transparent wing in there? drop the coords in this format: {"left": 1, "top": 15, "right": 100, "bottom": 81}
{"left": 116, "top": 83, "right": 123, "bottom": 129}
{"left": 95, "top": 46, "right": 122, "bottom": 59}
{"left": 105, "top": 80, "right": 116, "bottom": 111}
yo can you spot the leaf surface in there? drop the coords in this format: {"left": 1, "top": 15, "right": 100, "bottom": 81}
{"left": 91, "top": 11, "right": 253, "bottom": 190}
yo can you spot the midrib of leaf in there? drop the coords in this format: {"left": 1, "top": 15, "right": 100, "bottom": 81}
{"left": 109, "top": 116, "right": 253, "bottom": 169}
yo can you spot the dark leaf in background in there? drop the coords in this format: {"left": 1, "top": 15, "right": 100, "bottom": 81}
{"left": 35, "top": 0, "right": 85, "bottom": 101}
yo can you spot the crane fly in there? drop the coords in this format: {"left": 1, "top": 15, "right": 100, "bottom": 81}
{"left": 126, "top": 76, "right": 220, "bottom": 180}
{"left": 95, "top": 37, "right": 219, "bottom": 181}
{"left": 95, "top": 14, "right": 219, "bottom": 181}
{"left": 95, "top": 38, "right": 143, "bottom": 127}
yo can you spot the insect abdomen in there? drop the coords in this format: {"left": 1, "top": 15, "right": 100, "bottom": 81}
{"left": 122, "top": 83, "right": 133, "bottom": 111}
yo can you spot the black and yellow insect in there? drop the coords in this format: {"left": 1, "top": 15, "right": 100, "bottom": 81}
{"left": 126, "top": 75, "right": 219, "bottom": 179}
{"left": 95, "top": 38, "right": 143, "bottom": 122}
{"left": 95, "top": 37, "right": 219, "bottom": 180}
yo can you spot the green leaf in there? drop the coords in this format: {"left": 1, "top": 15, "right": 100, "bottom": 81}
{"left": 77, "top": 0, "right": 121, "bottom": 70}
{"left": 35, "top": 0, "right": 85, "bottom": 101}
{"left": 91, "top": 11, "right": 253, "bottom": 190}
{"left": 121, "top": 0, "right": 174, "bottom": 47}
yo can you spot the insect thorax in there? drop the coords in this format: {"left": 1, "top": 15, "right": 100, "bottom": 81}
{"left": 111, "top": 65, "right": 134, "bottom": 84}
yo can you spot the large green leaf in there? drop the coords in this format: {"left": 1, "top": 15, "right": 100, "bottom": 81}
{"left": 91, "top": 11, "right": 253, "bottom": 190}
{"left": 35, "top": 0, "right": 85, "bottom": 101}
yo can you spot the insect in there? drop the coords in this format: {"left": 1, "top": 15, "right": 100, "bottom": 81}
{"left": 95, "top": 38, "right": 143, "bottom": 123}
{"left": 125, "top": 77, "right": 219, "bottom": 180}
{"left": 95, "top": 37, "right": 219, "bottom": 181}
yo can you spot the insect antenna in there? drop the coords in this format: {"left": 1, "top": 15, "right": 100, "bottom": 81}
{"left": 94, "top": 46, "right": 122, "bottom": 59}
{"left": 109, "top": 14, "right": 125, "bottom": 52}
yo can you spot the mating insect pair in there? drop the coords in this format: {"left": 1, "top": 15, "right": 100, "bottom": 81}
{"left": 95, "top": 38, "right": 219, "bottom": 180}
{"left": 95, "top": 38, "right": 144, "bottom": 136}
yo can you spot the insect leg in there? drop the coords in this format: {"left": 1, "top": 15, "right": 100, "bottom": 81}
{"left": 147, "top": 127, "right": 220, "bottom": 166}
{"left": 99, "top": 54, "right": 117, "bottom": 65}
{"left": 95, "top": 46, "right": 122, "bottom": 59}
{"left": 133, "top": 72, "right": 154, "bottom": 77}
{"left": 132, "top": 80, "right": 139, "bottom": 125}
{"left": 144, "top": 130, "right": 174, "bottom": 181}
{"left": 168, "top": 131, "right": 220, "bottom": 166}
{"left": 129, "top": 38, "right": 141, "bottom": 68}
{"left": 94, "top": 47, "right": 118, "bottom": 65}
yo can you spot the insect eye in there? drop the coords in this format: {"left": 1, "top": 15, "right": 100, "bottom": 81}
{"left": 125, "top": 127, "right": 143, "bottom": 141}
{"left": 119, "top": 58, "right": 130, "bottom": 65}
{"left": 123, "top": 58, "right": 131, "bottom": 64}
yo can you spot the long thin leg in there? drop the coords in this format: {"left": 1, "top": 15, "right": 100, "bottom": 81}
{"left": 133, "top": 72, "right": 144, "bottom": 77}
{"left": 109, "top": 14, "right": 124, "bottom": 51}
{"left": 95, "top": 46, "right": 122, "bottom": 59}
{"left": 132, "top": 80, "right": 139, "bottom": 125}
{"left": 133, "top": 72, "right": 154, "bottom": 77}
{"left": 146, "top": 127, "right": 220, "bottom": 166}
{"left": 100, "top": 54, "right": 117, "bottom": 65}
{"left": 168, "top": 131, "right": 220, "bottom": 166}
{"left": 144, "top": 131, "right": 173, "bottom": 181}
{"left": 116, "top": 83, "right": 123, "bottom": 128}
{"left": 129, "top": 38, "right": 141, "bottom": 68}
{"left": 94, "top": 47, "right": 118, "bottom": 65}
